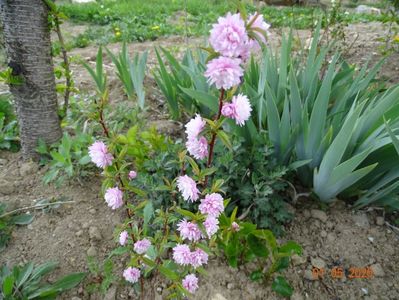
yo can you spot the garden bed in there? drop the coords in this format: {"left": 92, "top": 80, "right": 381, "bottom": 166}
{"left": 1, "top": 19, "right": 399, "bottom": 300}
{"left": 1, "top": 150, "right": 398, "bottom": 299}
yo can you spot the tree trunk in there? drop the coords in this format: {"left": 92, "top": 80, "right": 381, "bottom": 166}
{"left": 0, "top": 0, "right": 62, "bottom": 159}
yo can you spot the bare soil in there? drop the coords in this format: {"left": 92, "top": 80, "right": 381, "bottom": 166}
{"left": 1, "top": 21, "right": 399, "bottom": 300}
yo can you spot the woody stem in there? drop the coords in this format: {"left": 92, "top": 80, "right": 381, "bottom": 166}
{"left": 204, "top": 89, "right": 225, "bottom": 186}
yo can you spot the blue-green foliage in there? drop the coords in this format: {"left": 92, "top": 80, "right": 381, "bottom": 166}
{"left": 155, "top": 24, "right": 399, "bottom": 209}
{"left": 0, "top": 261, "right": 85, "bottom": 299}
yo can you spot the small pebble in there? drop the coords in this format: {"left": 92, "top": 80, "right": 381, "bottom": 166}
{"left": 311, "top": 257, "right": 326, "bottom": 269}
{"left": 292, "top": 254, "right": 307, "bottom": 266}
{"left": 304, "top": 270, "right": 317, "bottom": 281}
{"left": 89, "top": 226, "right": 102, "bottom": 241}
{"left": 227, "top": 282, "right": 235, "bottom": 289}
{"left": 375, "top": 217, "right": 384, "bottom": 226}
{"left": 311, "top": 209, "right": 328, "bottom": 223}
{"left": 371, "top": 263, "right": 385, "bottom": 277}
{"left": 87, "top": 246, "right": 97, "bottom": 257}
{"left": 290, "top": 292, "right": 304, "bottom": 300}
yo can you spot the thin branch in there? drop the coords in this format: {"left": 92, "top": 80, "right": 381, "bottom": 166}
{"left": 204, "top": 89, "right": 225, "bottom": 186}
{"left": 55, "top": 20, "right": 72, "bottom": 117}
{"left": 0, "top": 201, "right": 76, "bottom": 218}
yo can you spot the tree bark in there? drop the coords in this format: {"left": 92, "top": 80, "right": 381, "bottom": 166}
{"left": 0, "top": 0, "right": 62, "bottom": 159}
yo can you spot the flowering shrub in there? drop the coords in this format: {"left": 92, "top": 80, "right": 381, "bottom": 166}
{"left": 88, "top": 9, "right": 301, "bottom": 298}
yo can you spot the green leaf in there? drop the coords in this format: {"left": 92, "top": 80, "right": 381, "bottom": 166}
{"left": 179, "top": 87, "right": 219, "bottom": 113}
{"left": 176, "top": 208, "right": 196, "bottom": 220}
{"left": 30, "top": 262, "right": 58, "bottom": 281}
{"left": 11, "top": 214, "right": 34, "bottom": 225}
{"left": 78, "top": 155, "right": 91, "bottom": 165}
{"left": 108, "top": 247, "right": 129, "bottom": 258}
{"left": 143, "top": 201, "right": 154, "bottom": 228}
{"left": 272, "top": 276, "right": 293, "bottom": 297}
{"left": 252, "top": 229, "right": 277, "bottom": 250}
{"left": 2, "top": 275, "right": 14, "bottom": 296}
{"left": 217, "top": 130, "right": 232, "bottom": 150}
{"left": 274, "top": 257, "right": 290, "bottom": 272}
{"left": 279, "top": 241, "right": 302, "bottom": 256}
{"left": 230, "top": 207, "right": 238, "bottom": 222}
{"left": 250, "top": 270, "right": 264, "bottom": 282}
{"left": 142, "top": 256, "right": 157, "bottom": 268}
{"left": 227, "top": 254, "right": 238, "bottom": 268}
{"left": 186, "top": 156, "right": 200, "bottom": 176}
{"left": 16, "top": 262, "right": 33, "bottom": 288}
{"left": 247, "top": 234, "right": 269, "bottom": 258}
{"left": 158, "top": 265, "right": 179, "bottom": 281}
{"left": 385, "top": 119, "right": 399, "bottom": 154}
{"left": 289, "top": 159, "right": 312, "bottom": 170}
{"left": 51, "top": 272, "right": 86, "bottom": 291}
{"left": 200, "top": 167, "right": 217, "bottom": 177}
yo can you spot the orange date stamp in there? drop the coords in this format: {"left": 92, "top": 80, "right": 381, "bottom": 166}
{"left": 312, "top": 266, "right": 374, "bottom": 280}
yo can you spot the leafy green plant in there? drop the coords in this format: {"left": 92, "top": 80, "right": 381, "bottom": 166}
{"left": 106, "top": 43, "right": 147, "bottom": 109}
{"left": 0, "top": 203, "right": 33, "bottom": 251}
{"left": 215, "top": 139, "right": 292, "bottom": 236}
{"left": 155, "top": 20, "right": 399, "bottom": 209}
{"left": 218, "top": 209, "right": 301, "bottom": 297}
{"left": 0, "top": 95, "right": 19, "bottom": 152}
{"left": 247, "top": 24, "right": 399, "bottom": 206}
{"left": 0, "top": 262, "right": 85, "bottom": 299}
{"left": 37, "top": 132, "right": 93, "bottom": 187}
{"left": 0, "top": 68, "right": 23, "bottom": 85}
{"left": 154, "top": 47, "right": 209, "bottom": 119}
{"left": 86, "top": 257, "right": 116, "bottom": 295}
{"left": 83, "top": 7, "right": 301, "bottom": 297}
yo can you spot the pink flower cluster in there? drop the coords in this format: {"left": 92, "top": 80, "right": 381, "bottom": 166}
{"left": 177, "top": 175, "right": 200, "bottom": 202}
{"left": 172, "top": 244, "right": 208, "bottom": 269}
{"left": 210, "top": 13, "right": 248, "bottom": 58}
{"left": 199, "top": 193, "right": 224, "bottom": 217}
{"left": 206, "top": 12, "right": 270, "bottom": 90}
{"left": 204, "top": 57, "right": 243, "bottom": 90}
{"left": 115, "top": 10, "right": 268, "bottom": 296}
{"left": 128, "top": 170, "right": 137, "bottom": 180}
{"left": 185, "top": 114, "right": 208, "bottom": 160}
{"left": 247, "top": 13, "right": 271, "bottom": 51}
{"left": 231, "top": 221, "right": 240, "bottom": 232}
{"left": 221, "top": 94, "right": 252, "bottom": 126}
{"left": 119, "top": 230, "right": 128, "bottom": 246}
{"left": 89, "top": 141, "right": 113, "bottom": 168}
{"left": 134, "top": 238, "right": 151, "bottom": 254}
{"left": 182, "top": 274, "right": 199, "bottom": 293}
{"left": 104, "top": 186, "right": 123, "bottom": 209}
{"left": 203, "top": 215, "right": 219, "bottom": 238}
{"left": 123, "top": 267, "right": 140, "bottom": 284}
{"left": 174, "top": 178, "right": 224, "bottom": 293}
{"left": 177, "top": 219, "right": 202, "bottom": 242}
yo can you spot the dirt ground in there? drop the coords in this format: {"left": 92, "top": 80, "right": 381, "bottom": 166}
{"left": 1, "top": 21, "right": 399, "bottom": 300}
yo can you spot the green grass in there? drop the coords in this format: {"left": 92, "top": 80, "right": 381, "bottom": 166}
{"left": 58, "top": 0, "right": 392, "bottom": 48}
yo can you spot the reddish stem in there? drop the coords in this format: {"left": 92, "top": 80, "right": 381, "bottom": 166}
{"left": 140, "top": 276, "right": 145, "bottom": 300}
{"left": 204, "top": 89, "right": 225, "bottom": 186}
{"left": 99, "top": 108, "right": 110, "bottom": 138}
{"left": 96, "top": 101, "right": 136, "bottom": 241}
